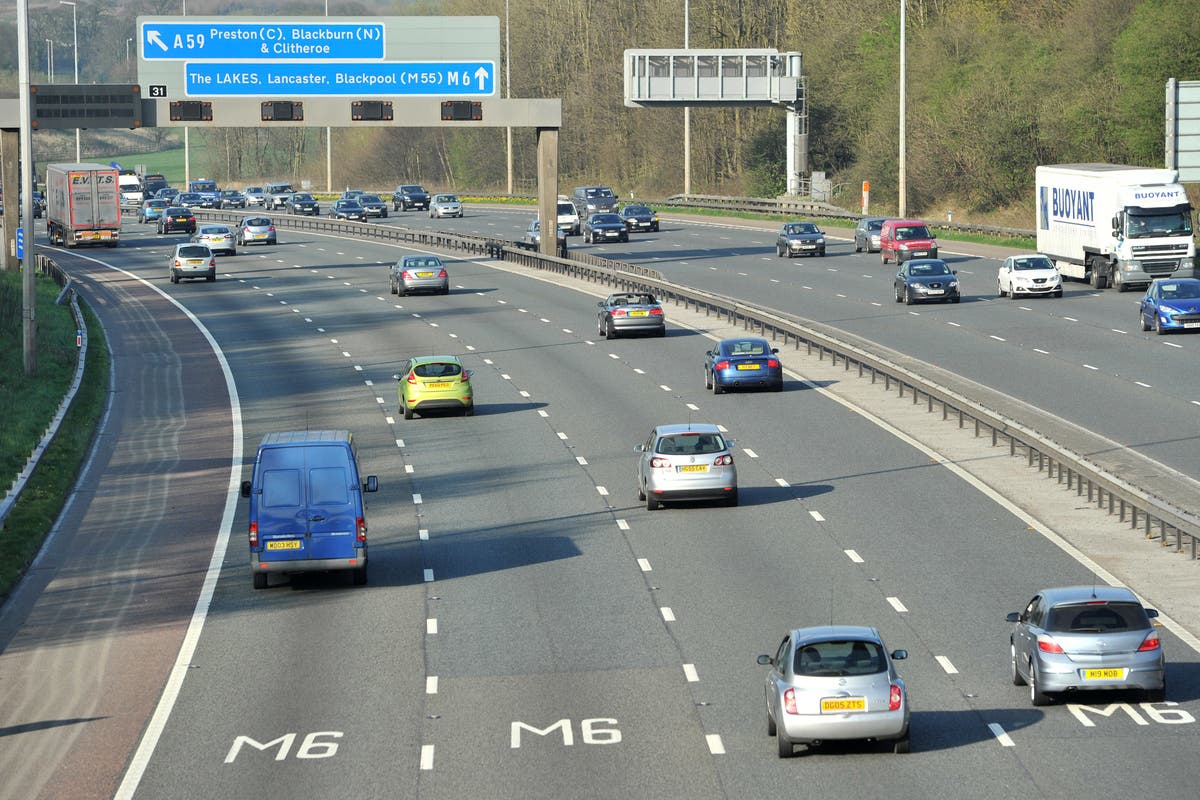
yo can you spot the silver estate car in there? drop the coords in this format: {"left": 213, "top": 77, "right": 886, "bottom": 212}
{"left": 757, "top": 625, "right": 910, "bottom": 758}
{"left": 1007, "top": 585, "right": 1165, "bottom": 705}
{"left": 636, "top": 424, "right": 737, "bottom": 509}
{"left": 391, "top": 255, "right": 449, "bottom": 296}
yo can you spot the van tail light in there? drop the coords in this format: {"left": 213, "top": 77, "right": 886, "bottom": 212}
{"left": 649, "top": 457, "right": 671, "bottom": 468}
{"left": 713, "top": 454, "right": 734, "bottom": 466}
{"left": 768, "top": 358, "right": 781, "bottom": 368}
{"left": 1138, "top": 632, "right": 1161, "bottom": 652}
{"left": 714, "top": 360, "right": 730, "bottom": 371}
{"left": 437, "top": 268, "right": 448, "bottom": 278}
{"left": 1036, "top": 635, "right": 1064, "bottom": 654}
{"left": 889, "top": 684, "right": 903, "bottom": 711}
{"left": 783, "top": 688, "right": 798, "bottom": 715}
{"left": 356, "top": 516, "right": 367, "bottom": 543}
{"left": 248, "top": 521, "right": 259, "bottom": 547}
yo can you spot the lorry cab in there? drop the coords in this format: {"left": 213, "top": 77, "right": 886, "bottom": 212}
{"left": 240, "top": 430, "right": 378, "bottom": 589}
{"left": 879, "top": 219, "right": 938, "bottom": 264}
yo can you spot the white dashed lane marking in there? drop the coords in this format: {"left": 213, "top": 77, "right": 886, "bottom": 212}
{"left": 426, "top": 619, "right": 438, "bottom": 634}
{"left": 887, "top": 597, "right": 908, "bottom": 613}
{"left": 988, "top": 723, "right": 1015, "bottom": 747}
{"left": 844, "top": 549, "right": 864, "bottom": 563}
{"left": 935, "top": 655, "right": 959, "bottom": 674}
{"left": 420, "top": 744, "right": 435, "bottom": 770}
{"left": 426, "top": 676, "right": 438, "bottom": 694}
{"left": 683, "top": 664, "right": 700, "bottom": 683}
{"left": 809, "top": 510, "right": 825, "bottom": 522}
{"left": 706, "top": 734, "right": 726, "bottom": 755}
{"left": 661, "top": 607, "right": 676, "bottom": 622}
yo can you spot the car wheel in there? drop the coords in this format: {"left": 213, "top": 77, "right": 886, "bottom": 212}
{"left": 997, "top": 281, "right": 1006, "bottom": 297}
{"left": 894, "top": 285, "right": 902, "bottom": 303}
{"left": 855, "top": 239, "right": 863, "bottom": 253}
{"left": 230, "top": 249, "right": 237, "bottom": 257}
{"left": 606, "top": 320, "right": 617, "bottom": 339}
{"left": 951, "top": 295, "right": 961, "bottom": 304}
{"left": 169, "top": 271, "right": 178, "bottom": 284}
{"left": 390, "top": 279, "right": 398, "bottom": 295}
{"left": 352, "top": 566, "right": 368, "bottom": 586}
{"left": 1010, "top": 645, "right": 1026, "bottom": 686}
{"left": 1140, "top": 310, "right": 1151, "bottom": 332}
{"left": 882, "top": 252, "right": 890, "bottom": 264}
{"left": 713, "top": 379, "right": 724, "bottom": 395}
{"left": 1114, "top": 270, "right": 1128, "bottom": 292}
{"left": 725, "top": 489, "right": 738, "bottom": 507}
{"left": 819, "top": 248, "right": 826, "bottom": 257}
{"left": 766, "top": 707, "right": 777, "bottom": 736}
{"left": 253, "top": 572, "right": 268, "bottom": 590}
{"left": 904, "top": 287, "right": 913, "bottom": 305}
{"left": 206, "top": 271, "right": 216, "bottom": 282}
{"left": 382, "top": 211, "right": 388, "bottom": 218}
{"left": 1010, "top": 286, "right": 1019, "bottom": 300}
{"left": 598, "top": 319, "right": 607, "bottom": 338}
{"left": 893, "top": 731, "right": 911, "bottom": 754}
{"left": 777, "top": 731, "right": 794, "bottom": 758}
{"left": 1054, "top": 289, "right": 1063, "bottom": 298}
{"left": 1030, "top": 663, "right": 1053, "bottom": 706}
{"left": 402, "top": 399, "right": 414, "bottom": 421}
{"left": 463, "top": 403, "right": 474, "bottom": 417}
{"left": 1155, "top": 314, "right": 1165, "bottom": 335}
{"left": 637, "top": 480, "right": 646, "bottom": 501}
{"left": 777, "top": 244, "right": 784, "bottom": 257}
{"left": 704, "top": 369, "right": 712, "bottom": 390}
{"left": 397, "top": 286, "right": 407, "bottom": 298}
{"left": 645, "top": 493, "right": 659, "bottom": 511}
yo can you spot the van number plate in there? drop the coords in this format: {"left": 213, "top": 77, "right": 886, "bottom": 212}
{"left": 266, "top": 540, "right": 302, "bottom": 550}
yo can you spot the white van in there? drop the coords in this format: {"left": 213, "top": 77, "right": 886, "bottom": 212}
{"left": 118, "top": 173, "right": 144, "bottom": 209}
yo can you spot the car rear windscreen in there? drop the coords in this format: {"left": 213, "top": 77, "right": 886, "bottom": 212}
{"left": 1046, "top": 602, "right": 1149, "bottom": 632}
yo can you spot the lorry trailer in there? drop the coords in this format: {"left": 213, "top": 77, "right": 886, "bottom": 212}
{"left": 45, "top": 163, "right": 122, "bottom": 248}
{"left": 1035, "top": 164, "right": 1195, "bottom": 291}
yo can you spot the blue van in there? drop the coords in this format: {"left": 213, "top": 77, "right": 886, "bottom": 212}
{"left": 241, "top": 430, "right": 378, "bottom": 589}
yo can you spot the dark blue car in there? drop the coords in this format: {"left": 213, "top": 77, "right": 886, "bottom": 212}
{"left": 1139, "top": 278, "right": 1200, "bottom": 334}
{"left": 704, "top": 337, "right": 783, "bottom": 393}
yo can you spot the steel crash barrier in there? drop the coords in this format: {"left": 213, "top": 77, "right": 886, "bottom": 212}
{"left": 197, "top": 209, "right": 1200, "bottom": 558}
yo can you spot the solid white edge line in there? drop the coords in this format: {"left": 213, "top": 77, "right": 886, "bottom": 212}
{"left": 420, "top": 744, "right": 435, "bottom": 770}
{"left": 111, "top": 255, "right": 244, "bottom": 800}
{"left": 705, "top": 734, "right": 726, "bottom": 754}
{"left": 987, "top": 722, "right": 1015, "bottom": 747}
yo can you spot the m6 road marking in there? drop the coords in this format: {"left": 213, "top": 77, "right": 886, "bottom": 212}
{"left": 1067, "top": 703, "right": 1194, "bottom": 727}
{"left": 225, "top": 732, "right": 342, "bottom": 762}
{"left": 511, "top": 719, "right": 621, "bottom": 748}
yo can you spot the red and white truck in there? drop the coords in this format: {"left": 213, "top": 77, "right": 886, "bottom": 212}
{"left": 45, "top": 162, "right": 122, "bottom": 248}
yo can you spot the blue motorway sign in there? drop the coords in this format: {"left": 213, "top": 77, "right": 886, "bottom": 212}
{"left": 141, "top": 22, "right": 384, "bottom": 61}
{"left": 186, "top": 62, "right": 496, "bottom": 97}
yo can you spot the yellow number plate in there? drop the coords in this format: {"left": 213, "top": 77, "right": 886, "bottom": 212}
{"left": 821, "top": 697, "right": 867, "bottom": 713}
{"left": 425, "top": 381, "right": 452, "bottom": 389}
{"left": 417, "top": 272, "right": 434, "bottom": 277}
{"left": 736, "top": 363, "right": 760, "bottom": 371}
{"left": 629, "top": 310, "right": 649, "bottom": 317}
{"left": 1083, "top": 668, "right": 1126, "bottom": 680}
{"left": 266, "top": 540, "right": 301, "bottom": 551}
{"left": 678, "top": 464, "right": 708, "bottom": 473}
{"left": 186, "top": 259, "right": 203, "bottom": 266}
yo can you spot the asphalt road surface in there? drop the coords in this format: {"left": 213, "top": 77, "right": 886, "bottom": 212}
{"left": 1, "top": 213, "right": 1197, "bottom": 799}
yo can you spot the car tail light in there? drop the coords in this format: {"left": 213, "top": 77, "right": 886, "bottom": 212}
{"left": 650, "top": 308, "right": 664, "bottom": 316}
{"left": 459, "top": 371, "right": 470, "bottom": 383}
{"left": 649, "top": 457, "right": 671, "bottom": 468}
{"left": 713, "top": 454, "right": 733, "bottom": 466}
{"left": 714, "top": 360, "right": 730, "bottom": 371}
{"left": 437, "top": 269, "right": 447, "bottom": 278}
{"left": 1138, "top": 632, "right": 1161, "bottom": 652}
{"left": 406, "top": 372, "right": 418, "bottom": 385}
{"left": 356, "top": 516, "right": 367, "bottom": 543}
{"left": 268, "top": 225, "right": 276, "bottom": 232}
{"left": 173, "top": 259, "right": 182, "bottom": 267}
{"left": 611, "top": 308, "right": 627, "bottom": 317}
{"left": 768, "top": 358, "right": 781, "bottom": 368}
{"left": 1036, "top": 635, "right": 1064, "bottom": 654}
{"left": 783, "top": 688, "right": 798, "bottom": 715}
{"left": 401, "top": 270, "right": 413, "bottom": 279}
{"left": 889, "top": 684, "right": 903, "bottom": 711}
{"left": 248, "top": 520, "right": 259, "bottom": 547}
{"left": 209, "top": 258, "right": 215, "bottom": 267}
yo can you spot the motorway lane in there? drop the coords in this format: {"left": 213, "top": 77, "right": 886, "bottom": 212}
{"left": 371, "top": 207, "right": 1200, "bottom": 481}
{"left": 0, "top": 241, "right": 235, "bottom": 800}
{"left": 142, "top": 230, "right": 1200, "bottom": 797}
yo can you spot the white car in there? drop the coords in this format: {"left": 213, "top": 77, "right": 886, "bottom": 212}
{"left": 191, "top": 224, "right": 237, "bottom": 256}
{"left": 243, "top": 186, "right": 267, "bottom": 206}
{"left": 556, "top": 198, "right": 580, "bottom": 235}
{"left": 429, "top": 193, "right": 463, "bottom": 218}
{"left": 997, "top": 253, "right": 1063, "bottom": 299}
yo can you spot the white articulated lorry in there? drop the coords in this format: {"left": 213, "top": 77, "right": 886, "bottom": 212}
{"left": 1035, "top": 164, "right": 1195, "bottom": 291}
{"left": 45, "top": 163, "right": 122, "bottom": 248}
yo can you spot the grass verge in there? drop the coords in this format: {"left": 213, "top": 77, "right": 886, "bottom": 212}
{"left": 0, "top": 289, "right": 110, "bottom": 602}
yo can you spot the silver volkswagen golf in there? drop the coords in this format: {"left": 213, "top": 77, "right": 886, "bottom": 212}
{"left": 635, "top": 423, "right": 736, "bottom": 510}
{"left": 757, "top": 625, "right": 910, "bottom": 758}
{"left": 1006, "top": 585, "right": 1165, "bottom": 705}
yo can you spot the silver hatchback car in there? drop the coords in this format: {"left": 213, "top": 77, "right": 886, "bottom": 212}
{"left": 636, "top": 423, "right": 737, "bottom": 509}
{"left": 1007, "top": 585, "right": 1165, "bottom": 705}
{"left": 757, "top": 625, "right": 910, "bottom": 758}
{"left": 390, "top": 255, "right": 449, "bottom": 296}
